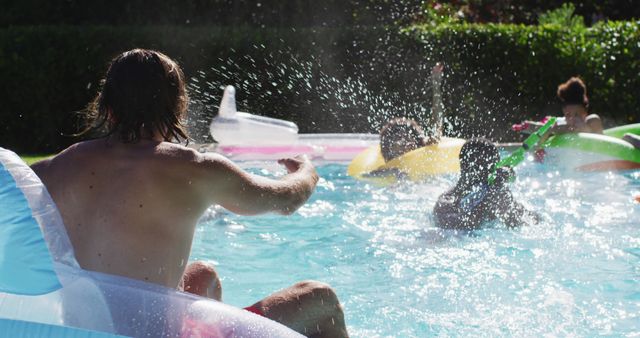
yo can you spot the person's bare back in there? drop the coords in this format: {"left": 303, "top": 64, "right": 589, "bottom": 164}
{"left": 32, "top": 138, "right": 315, "bottom": 289}
{"left": 31, "top": 49, "right": 348, "bottom": 337}
{"left": 34, "top": 139, "right": 206, "bottom": 288}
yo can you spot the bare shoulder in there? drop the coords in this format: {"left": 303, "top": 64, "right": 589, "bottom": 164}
{"left": 155, "top": 143, "right": 247, "bottom": 183}
{"left": 30, "top": 156, "right": 51, "bottom": 176}
{"left": 30, "top": 142, "right": 82, "bottom": 176}
{"left": 586, "top": 114, "right": 602, "bottom": 122}
{"left": 585, "top": 114, "right": 604, "bottom": 133}
{"left": 156, "top": 143, "right": 235, "bottom": 169}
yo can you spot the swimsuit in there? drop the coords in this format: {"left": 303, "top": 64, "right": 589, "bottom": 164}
{"left": 243, "top": 305, "right": 265, "bottom": 317}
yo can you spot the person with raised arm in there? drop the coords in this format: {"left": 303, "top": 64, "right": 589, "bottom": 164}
{"left": 427, "top": 62, "right": 445, "bottom": 142}
{"left": 32, "top": 49, "right": 348, "bottom": 338}
{"left": 375, "top": 63, "right": 445, "bottom": 172}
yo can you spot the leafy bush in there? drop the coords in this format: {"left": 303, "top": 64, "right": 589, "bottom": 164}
{"left": 538, "top": 3, "right": 585, "bottom": 29}
{"left": 1, "top": 22, "right": 638, "bottom": 152}
{"left": 403, "top": 20, "right": 640, "bottom": 140}
{"left": 0, "top": 26, "right": 395, "bottom": 152}
{"left": 416, "top": 0, "right": 640, "bottom": 25}
{"left": 0, "top": 0, "right": 425, "bottom": 27}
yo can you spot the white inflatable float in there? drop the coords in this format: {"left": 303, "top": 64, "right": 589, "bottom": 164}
{"left": 0, "top": 148, "right": 302, "bottom": 337}
{"left": 207, "top": 86, "right": 378, "bottom": 162}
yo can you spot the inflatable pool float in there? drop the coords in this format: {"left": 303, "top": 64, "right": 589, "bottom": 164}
{"left": 0, "top": 148, "right": 302, "bottom": 337}
{"left": 541, "top": 123, "right": 640, "bottom": 171}
{"left": 347, "top": 137, "right": 466, "bottom": 184}
{"left": 206, "top": 86, "right": 378, "bottom": 163}
{"left": 212, "top": 133, "right": 379, "bottom": 163}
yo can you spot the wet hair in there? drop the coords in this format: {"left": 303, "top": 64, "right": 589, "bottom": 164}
{"left": 84, "top": 49, "right": 189, "bottom": 143}
{"left": 557, "top": 77, "right": 589, "bottom": 108}
{"left": 458, "top": 138, "right": 500, "bottom": 185}
{"left": 379, "top": 118, "right": 428, "bottom": 162}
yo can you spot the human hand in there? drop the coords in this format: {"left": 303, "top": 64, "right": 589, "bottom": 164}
{"left": 511, "top": 121, "right": 529, "bottom": 133}
{"left": 493, "top": 167, "right": 515, "bottom": 186}
{"left": 431, "top": 62, "right": 444, "bottom": 86}
{"left": 514, "top": 120, "right": 544, "bottom": 134}
{"left": 277, "top": 155, "right": 311, "bottom": 174}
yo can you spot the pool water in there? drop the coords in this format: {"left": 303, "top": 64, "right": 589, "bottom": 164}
{"left": 190, "top": 160, "right": 640, "bottom": 337}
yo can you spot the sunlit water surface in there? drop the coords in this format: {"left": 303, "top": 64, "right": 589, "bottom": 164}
{"left": 190, "top": 161, "right": 640, "bottom": 337}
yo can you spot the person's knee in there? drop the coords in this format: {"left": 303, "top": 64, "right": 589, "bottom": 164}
{"left": 256, "top": 280, "right": 348, "bottom": 337}
{"left": 185, "top": 261, "right": 219, "bottom": 282}
{"left": 292, "top": 281, "right": 347, "bottom": 337}
{"left": 294, "top": 280, "right": 330, "bottom": 294}
{"left": 293, "top": 280, "right": 341, "bottom": 308}
{"left": 180, "top": 261, "right": 222, "bottom": 301}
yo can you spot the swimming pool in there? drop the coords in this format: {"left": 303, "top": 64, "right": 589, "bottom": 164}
{"left": 190, "top": 160, "right": 640, "bottom": 336}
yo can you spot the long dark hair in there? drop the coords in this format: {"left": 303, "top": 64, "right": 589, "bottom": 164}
{"left": 83, "top": 49, "right": 189, "bottom": 143}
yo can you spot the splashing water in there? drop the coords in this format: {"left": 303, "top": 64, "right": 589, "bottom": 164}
{"left": 186, "top": 41, "right": 454, "bottom": 143}
{"left": 190, "top": 160, "right": 640, "bottom": 337}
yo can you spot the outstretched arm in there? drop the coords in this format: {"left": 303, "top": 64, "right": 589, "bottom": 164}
{"left": 194, "top": 153, "right": 318, "bottom": 216}
{"left": 522, "top": 115, "right": 602, "bottom": 135}
{"left": 428, "top": 63, "right": 444, "bottom": 142}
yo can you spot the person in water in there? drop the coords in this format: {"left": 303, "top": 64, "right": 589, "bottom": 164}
{"left": 379, "top": 117, "right": 429, "bottom": 162}
{"left": 31, "top": 49, "right": 348, "bottom": 338}
{"left": 433, "top": 139, "right": 539, "bottom": 229}
{"left": 521, "top": 77, "right": 603, "bottom": 135}
{"left": 379, "top": 63, "right": 445, "bottom": 162}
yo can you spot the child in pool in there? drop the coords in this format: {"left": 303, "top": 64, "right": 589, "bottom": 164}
{"left": 433, "top": 138, "right": 539, "bottom": 229}
{"left": 520, "top": 77, "right": 603, "bottom": 135}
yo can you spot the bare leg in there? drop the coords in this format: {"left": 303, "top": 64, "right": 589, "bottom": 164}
{"left": 180, "top": 265, "right": 348, "bottom": 337}
{"left": 178, "top": 261, "right": 222, "bottom": 301}
{"left": 247, "top": 280, "right": 349, "bottom": 338}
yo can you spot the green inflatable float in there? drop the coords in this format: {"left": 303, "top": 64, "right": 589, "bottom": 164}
{"left": 541, "top": 123, "right": 640, "bottom": 171}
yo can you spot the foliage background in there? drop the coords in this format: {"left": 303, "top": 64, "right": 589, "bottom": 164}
{"left": 1, "top": 1, "right": 639, "bottom": 152}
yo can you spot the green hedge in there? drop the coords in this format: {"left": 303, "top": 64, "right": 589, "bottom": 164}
{"left": 0, "top": 0, "right": 420, "bottom": 27}
{"left": 1, "top": 22, "right": 639, "bottom": 153}
{"left": 0, "top": 25, "right": 393, "bottom": 152}
{"left": 404, "top": 21, "right": 640, "bottom": 139}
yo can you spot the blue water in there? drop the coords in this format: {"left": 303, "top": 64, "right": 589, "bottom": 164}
{"left": 190, "top": 161, "right": 640, "bottom": 337}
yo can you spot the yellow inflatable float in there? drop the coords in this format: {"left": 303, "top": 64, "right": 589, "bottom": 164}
{"left": 347, "top": 137, "right": 465, "bottom": 184}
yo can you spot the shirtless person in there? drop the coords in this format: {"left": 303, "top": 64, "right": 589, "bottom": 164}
{"left": 32, "top": 49, "right": 348, "bottom": 338}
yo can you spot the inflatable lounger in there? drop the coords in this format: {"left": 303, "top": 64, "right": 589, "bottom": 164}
{"left": 0, "top": 148, "right": 302, "bottom": 337}
{"left": 207, "top": 86, "right": 378, "bottom": 163}
{"left": 542, "top": 123, "right": 640, "bottom": 171}
{"left": 347, "top": 137, "right": 465, "bottom": 185}
{"left": 213, "top": 133, "right": 379, "bottom": 163}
